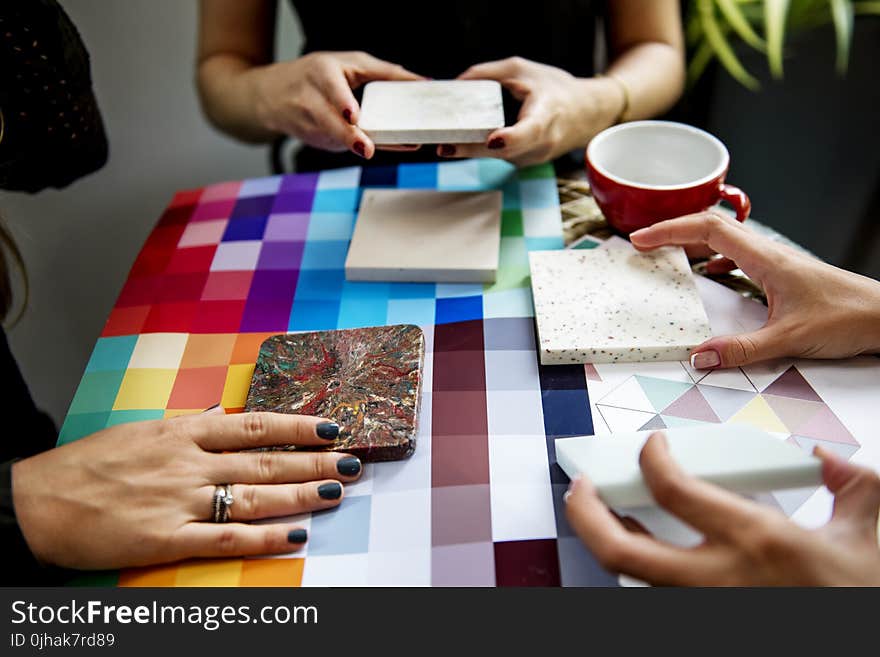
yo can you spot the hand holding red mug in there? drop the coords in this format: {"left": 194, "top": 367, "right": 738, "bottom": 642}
{"left": 629, "top": 211, "right": 880, "bottom": 369}
{"left": 586, "top": 121, "right": 750, "bottom": 234}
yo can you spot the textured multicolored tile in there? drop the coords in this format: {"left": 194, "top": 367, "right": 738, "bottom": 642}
{"left": 245, "top": 325, "right": 425, "bottom": 461}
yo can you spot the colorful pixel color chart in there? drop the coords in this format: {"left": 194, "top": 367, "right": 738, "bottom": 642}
{"left": 59, "top": 159, "right": 880, "bottom": 587}
{"left": 60, "top": 159, "right": 616, "bottom": 587}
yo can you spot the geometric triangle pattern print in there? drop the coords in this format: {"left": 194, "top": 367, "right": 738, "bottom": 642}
{"left": 598, "top": 376, "right": 656, "bottom": 414}
{"left": 698, "top": 384, "right": 755, "bottom": 421}
{"left": 762, "top": 365, "right": 822, "bottom": 401}
{"left": 762, "top": 394, "right": 824, "bottom": 435}
{"left": 792, "top": 435, "right": 859, "bottom": 460}
{"left": 728, "top": 395, "right": 789, "bottom": 433}
{"left": 596, "top": 405, "right": 657, "bottom": 433}
{"left": 638, "top": 415, "right": 667, "bottom": 431}
{"left": 794, "top": 405, "right": 859, "bottom": 446}
{"left": 585, "top": 361, "right": 863, "bottom": 520}
{"left": 661, "top": 386, "right": 720, "bottom": 423}
{"left": 634, "top": 376, "right": 693, "bottom": 413}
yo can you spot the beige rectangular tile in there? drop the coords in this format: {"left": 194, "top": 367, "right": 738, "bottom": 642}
{"left": 346, "top": 189, "right": 502, "bottom": 283}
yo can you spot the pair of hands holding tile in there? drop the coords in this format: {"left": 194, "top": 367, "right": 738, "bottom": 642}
{"left": 563, "top": 212, "right": 880, "bottom": 586}
{"left": 248, "top": 51, "right": 624, "bottom": 166}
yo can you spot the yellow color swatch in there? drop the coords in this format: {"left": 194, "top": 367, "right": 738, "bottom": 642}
{"left": 113, "top": 369, "right": 178, "bottom": 410}
{"left": 222, "top": 363, "right": 255, "bottom": 408}
{"left": 728, "top": 395, "right": 788, "bottom": 434}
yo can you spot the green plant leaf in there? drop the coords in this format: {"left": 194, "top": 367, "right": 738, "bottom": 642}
{"left": 829, "top": 0, "right": 855, "bottom": 74}
{"left": 854, "top": 1, "right": 880, "bottom": 13}
{"left": 687, "top": 39, "right": 717, "bottom": 87}
{"left": 765, "top": 0, "right": 791, "bottom": 77}
{"left": 699, "top": 0, "right": 761, "bottom": 89}
{"left": 715, "top": 0, "right": 767, "bottom": 49}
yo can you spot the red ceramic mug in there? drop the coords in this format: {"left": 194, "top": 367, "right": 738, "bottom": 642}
{"left": 585, "top": 121, "right": 750, "bottom": 235}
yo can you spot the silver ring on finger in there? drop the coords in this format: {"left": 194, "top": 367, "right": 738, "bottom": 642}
{"left": 212, "top": 484, "right": 234, "bottom": 523}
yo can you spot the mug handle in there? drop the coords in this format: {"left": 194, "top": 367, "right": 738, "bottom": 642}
{"left": 718, "top": 183, "right": 751, "bottom": 223}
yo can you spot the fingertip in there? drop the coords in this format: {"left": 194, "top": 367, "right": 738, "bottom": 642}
{"left": 438, "top": 144, "right": 456, "bottom": 158}
{"left": 639, "top": 431, "right": 668, "bottom": 467}
{"left": 487, "top": 135, "right": 506, "bottom": 151}
{"left": 342, "top": 107, "right": 356, "bottom": 125}
{"left": 315, "top": 421, "right": 340, "bottom": 441}
{"left": 690, "top": 348, "right": 721, "bottom": 370}
{"left": 286, "top": 527, "right": 308, "bottom": 546}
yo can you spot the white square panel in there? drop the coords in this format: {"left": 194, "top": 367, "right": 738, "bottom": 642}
{"left": 358, "top": 80, "right": 504, "bottom": 144}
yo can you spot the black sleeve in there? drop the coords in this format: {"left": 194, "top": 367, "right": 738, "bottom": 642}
{"left": 0, "top": 459, "right": 67, "bottom": 585}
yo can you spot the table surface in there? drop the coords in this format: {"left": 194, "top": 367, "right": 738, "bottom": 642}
{"left": 58, "top": 159, "right": 877, "bottom": 587}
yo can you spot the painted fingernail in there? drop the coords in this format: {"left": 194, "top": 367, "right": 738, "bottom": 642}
{"left": 353, "top": 141, "right": 366, "bottom": 157}
{"left": 439, "top": 144, "right": 455, "bottom": 157}
{"left": 488, "top": 137, "right": 505, "bottom": 150}
{"left": 316, "top": 421, "right": 340, "bottom": 440}
{"left": 318, "top": 482, "right": 343, "bottom": 500}
{"left": 563, "top": 489, "right": 572, "bottom": 503}
{"left": 690, "top": 350, "right": 721, "bottom": 370}
{"left": 287, "top": 528, "right": 308, "bottom": 544}
{"left": 336, "top": 456, "right": 362, "bottom": 477}
{"left": 342, "top": 108, "right": 353, "bottom": 124}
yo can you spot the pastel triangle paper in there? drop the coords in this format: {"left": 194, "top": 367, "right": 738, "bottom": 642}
{"left": 697, "top": 384, "right": 755, "bottom": 422}
{"left": 794, "top": 405, "right": 859, "bottom": 446}
{"left": 792, "top": 435, "right": 859, "bottom": 460}
{"left": 698, "top": 367, "right": 756, "bottom": 392}
{"left": 728, "top": 395, "right": 788, "bottom": 433}
{"left": 598, "top": 376, "right": 656, "bottom": 414}
{"left": 638, "top": 415, "right": 667, "bottom": 431}
{"left": 659, "top": 415, "right": 710, "bottom": 428}
{"left": 762, "top": 394, "right": 825, "bottom": 435}
{"left": 772, "top": 486, "right": 818, "bottom": 516}
{"left": 661, "top": 386, "right": 720, "bottom": 423}
{"left": 634, "top": 376, "right": 693, "bottom": 414}
{"left": 762, "top": 366, "right": 822, "bottom": 402}
{"left": 596, "top": 405, "right": 656, "bottom": 433}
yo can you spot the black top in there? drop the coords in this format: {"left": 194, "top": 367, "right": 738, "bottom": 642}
{"left": 290, "top": 0, "right": 600, "bottom": 171}
{"left": 0, "top": 327, "right": 61, "bottom": 584}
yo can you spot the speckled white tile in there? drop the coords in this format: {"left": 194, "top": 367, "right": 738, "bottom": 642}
{"left": 528, "top": 245, "right": 712, "bottom": 365}
{"left": 358, "top": 80, "right": 504, "bottom": 145}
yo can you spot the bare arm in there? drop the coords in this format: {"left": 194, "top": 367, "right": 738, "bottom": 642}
{"left": 605, "top": 0, "right": 686, "bottom": 120}
{"left": 196, "top": 0, "right": 278, "bottom": 142}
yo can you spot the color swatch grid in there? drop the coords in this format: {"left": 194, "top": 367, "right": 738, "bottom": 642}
{"left": 59, "top": 159, "right": 618, "bottom": 587}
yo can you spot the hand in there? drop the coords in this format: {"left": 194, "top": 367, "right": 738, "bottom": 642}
{"left": 248, "top": 51, "right": 423, "bottom": 158}
{"left": 11, "top": 412, "right": 362, "bottom": 570}
{"left": 566, "top": 432, "right": 880, "bottom": 586}
{"left": 437, "top": 57, "right": 624, "bottom": 167}
{"left": 630, "top": 211, "right": 880, "bottom": 370}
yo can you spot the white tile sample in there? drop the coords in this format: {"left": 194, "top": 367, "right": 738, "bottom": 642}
{"left": 528, "top": 245, "right": 712, "bottom": 365}
{"left": 345, "top": 189, "right": 502, "bottom": 283}
{"left": 555, "top": 425, "right": 823, "bottom": 508}
{"left": 358, "top": 80, "right": 504, "bottom": 144}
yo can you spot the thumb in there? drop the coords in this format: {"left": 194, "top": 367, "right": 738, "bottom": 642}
{"left": 817, "top": 447, "right": 880, "bottom": 525}
{"left": 689, "top": 324, "right": 789, "bottom": 370}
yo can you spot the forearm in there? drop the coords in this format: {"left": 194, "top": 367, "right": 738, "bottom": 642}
{"left": 605, "top": 41, "right": 685, "bottom": 120}
{"left": 850, "top": 271, "right": 880, "bottom": 354}
{"left": 197, "top": 55, "right": 279, "bottom": 143}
